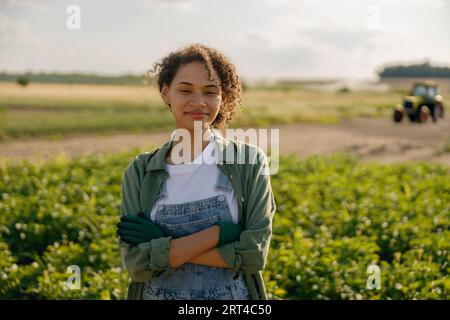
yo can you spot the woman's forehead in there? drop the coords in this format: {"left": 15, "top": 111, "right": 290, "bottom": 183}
{"left": 174, "top": 62, "right": 221, "bottom": 86}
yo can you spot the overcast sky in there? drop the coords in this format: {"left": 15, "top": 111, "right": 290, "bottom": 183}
{"left": 1, "top": 0, "right": 449, "bottom": 80}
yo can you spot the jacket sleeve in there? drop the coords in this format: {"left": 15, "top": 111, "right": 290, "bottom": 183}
{"left": 119, "top": 156, "right": 172, "bottom": 282}
{"left": 218, "top": 149, "right": 276, "bottom": 274}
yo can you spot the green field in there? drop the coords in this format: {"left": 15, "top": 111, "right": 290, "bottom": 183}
{"left": 0, "top": 82, "right": 402, "bottom": 140}
{"left": 1, "top": 151, "right": 448, "bottom": 299}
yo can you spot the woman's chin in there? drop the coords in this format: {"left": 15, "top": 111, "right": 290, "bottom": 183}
{"left": 183, "top": 119, "right": 210, "bottom": 131}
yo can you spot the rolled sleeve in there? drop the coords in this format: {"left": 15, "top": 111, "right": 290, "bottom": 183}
{"left": 218, "top": 242, "right": 242, "bottom": 272}
{"left": 122, "top": 237, "right": 173, "bottom": 283}
{"left": 147, "top": 236, "right": 172, "bottom": 270}
{"left": 218, "top": 148, "right": 276, "bottom": 274}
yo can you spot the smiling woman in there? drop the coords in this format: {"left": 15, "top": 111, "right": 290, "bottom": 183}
{"left": 150, "top": 44, "right": 242, "bottom": 130}
{"left": 118, "top": 44, "right": 276, "bottom": 301}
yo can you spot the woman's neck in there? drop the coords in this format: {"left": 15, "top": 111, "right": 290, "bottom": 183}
{"left": 167, "top": 127, "right": 213, "bottom": 164}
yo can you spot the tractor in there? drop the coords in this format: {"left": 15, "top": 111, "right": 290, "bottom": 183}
{"left": 393, "top": 81, "right": 445, "bottom": 123}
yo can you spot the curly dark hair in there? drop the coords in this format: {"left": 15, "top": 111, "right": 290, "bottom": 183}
{"left": 147, "top": 44, "right": 242, "bottom": 128}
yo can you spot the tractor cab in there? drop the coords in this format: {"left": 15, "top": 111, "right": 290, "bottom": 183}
{"left": 409, "top": 81, "right": 440, "bottom": 103}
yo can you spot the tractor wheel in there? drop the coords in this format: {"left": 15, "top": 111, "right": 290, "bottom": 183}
{"left": 418, "top": 106, "right": 429, "bottom": 123}
{"left": 393, "top": 109, "right": 403, "bottom": 123}
{"left": 434, "top": 103, "right": 444, "bottom": 120}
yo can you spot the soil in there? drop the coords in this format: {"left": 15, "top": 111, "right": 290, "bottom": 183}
{"left": 1, "top": 116, "right": 449, "bottom": 166}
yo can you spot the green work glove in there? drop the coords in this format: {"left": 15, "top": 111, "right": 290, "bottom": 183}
{"left": 215, "top": 221, "right": 243, "bottom": 246}
{"left": 117, "top": 212, "right": 166, "bottom": 245}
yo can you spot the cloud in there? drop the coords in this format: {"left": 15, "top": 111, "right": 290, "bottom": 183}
{"left": 0, "top": 0, "right": 449, "bottom": 78}
{"left": 0, "top": 17, "right": 42, "bottom": 48}
{"left": 0, "top": 0, "right": 49, "bottom": 11}
{"left": 0, "top": 0, "right": 48, "bottom": 48}
{"left": 141, "top": 0, "right": 197, "bottom": 12}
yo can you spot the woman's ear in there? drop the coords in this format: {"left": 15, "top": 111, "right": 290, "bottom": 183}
{"left": 161, "top": 84, "right": 171, "bottom": 108}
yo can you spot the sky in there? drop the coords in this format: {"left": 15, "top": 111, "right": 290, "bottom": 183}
{"left": 1, "top": 0, "right": 449, "bottom": 81}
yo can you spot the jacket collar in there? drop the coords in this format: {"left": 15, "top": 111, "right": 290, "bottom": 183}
{"left": 145, "top": 128, "right": 235, "bottom": 172}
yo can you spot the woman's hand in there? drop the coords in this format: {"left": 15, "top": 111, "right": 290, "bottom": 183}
{"left": 117, "top": 212, "right": 166, "bottom": 245}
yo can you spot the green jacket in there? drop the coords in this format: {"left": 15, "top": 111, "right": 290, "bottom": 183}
{"left": 120, "top": 129, "right": 276, "bottom": 300}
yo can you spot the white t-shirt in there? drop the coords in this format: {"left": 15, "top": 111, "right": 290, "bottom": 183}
{"left": 150, "top": 135, "right": 239, "bottom": 224}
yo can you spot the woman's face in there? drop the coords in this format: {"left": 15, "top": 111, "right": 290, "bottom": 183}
{"left": 161, "top": 61, "right": 222, "bottom": 132}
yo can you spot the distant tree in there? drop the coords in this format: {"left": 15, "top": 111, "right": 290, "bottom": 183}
{"left": 378, "top": 61, "right": 450, "bottom": 78}
{"left": 337, "top": 86, "right": 350, "bottom": 94}
{"left": 17, "top": 75, "right": 29, "bottom": 86}
{"left": 0, "top": 72, "right": 144, "bottom": 86}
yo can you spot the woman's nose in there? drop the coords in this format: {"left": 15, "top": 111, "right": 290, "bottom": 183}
{"left": 189, "top": 92, "right": 206, "bottom": 106}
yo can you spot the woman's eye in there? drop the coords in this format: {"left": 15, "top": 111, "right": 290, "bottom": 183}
{"left": 206, "top": 92, "right": 217, "bottom": 95}
{"left": 179, "top": 90, "right": 191, "bottom": 93}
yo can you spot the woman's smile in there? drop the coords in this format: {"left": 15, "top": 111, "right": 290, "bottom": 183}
{"left": 185, "top": 111, "right": 209, "bottom": 119}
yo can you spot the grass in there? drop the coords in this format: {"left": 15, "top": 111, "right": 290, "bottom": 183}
{"left": 435, "top": 137, "right": 450, "bottom": 155}
{"left": 0, "top": 82, "right": 404, "bottom": 140}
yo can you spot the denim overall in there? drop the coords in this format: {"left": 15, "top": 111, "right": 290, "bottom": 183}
{"left": 143, "top": 168, "right": 251, "bottom": 300}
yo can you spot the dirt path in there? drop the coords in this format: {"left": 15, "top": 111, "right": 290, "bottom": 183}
{"left": 1, "top": 116, "right": 449, "bottom": 166}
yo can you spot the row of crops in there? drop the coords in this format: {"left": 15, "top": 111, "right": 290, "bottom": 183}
{"left": 0, "top": 151, "right": 448, "bottom": 299}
